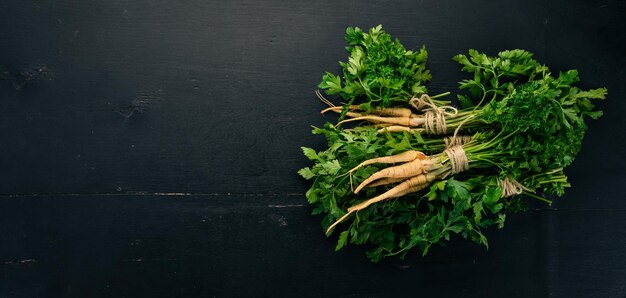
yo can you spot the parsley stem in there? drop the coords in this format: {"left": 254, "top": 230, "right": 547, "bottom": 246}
{"left": 522, "top": 192, "right": 552, "bottom": 204}
{"left": 430, "top": 91, "right": 451, "bottom": 99}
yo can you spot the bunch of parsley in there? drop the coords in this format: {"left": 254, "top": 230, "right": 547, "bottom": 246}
{"left": 300, "top": 26, "right": 605, "bottom": 262}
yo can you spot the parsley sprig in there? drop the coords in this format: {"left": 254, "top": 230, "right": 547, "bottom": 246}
{"left": 319, "top": 25, "right": 448, "bottom": 113}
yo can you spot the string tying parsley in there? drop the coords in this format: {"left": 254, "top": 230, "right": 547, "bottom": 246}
{"left": 444, "top": 145, "right": 469, "bottom": 174}
{"left": 411, "top": 94, "right": 457, "bottom": 135}
{"left": 444, "top": 135, "right": 472, "bottom": 148}
{"left": 499, "top": 176, "right": 533, "bottom": 197}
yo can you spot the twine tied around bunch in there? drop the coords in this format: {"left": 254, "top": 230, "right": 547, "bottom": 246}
{"left": 444, "top": 145, "right": 468, "bottom": 175}
{"left": 409, "top": 95, "right": 427, "bottom": 110}
{"left": 410, "top": 94, "right": 458, "bottom": 135}
{"left": 444, "top": 135, "right": 472, "bottom": 148}
{"left": 498, "top": 176, "right": 532, "bottom": 197}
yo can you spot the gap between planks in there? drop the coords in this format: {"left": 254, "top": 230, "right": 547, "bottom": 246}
{"left": 0, "top": 193, "right": 624, "bottom": 212}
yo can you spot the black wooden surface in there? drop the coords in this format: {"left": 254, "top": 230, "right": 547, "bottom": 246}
{"left": 1, "top": 1, "right": 625, "bottom": 297}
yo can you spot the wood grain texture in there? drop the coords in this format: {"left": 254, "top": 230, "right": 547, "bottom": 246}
{"left": 0, "top": 0, "right": 625, "bottom": 297}
{"left": 0, "top": 194, "right": 554, "bottom": 297}
{"left": 0, "top": 0, "right": 556, "bottom": 194}
{"left": 2, "top": 195, "right": 625, "bottom": 297}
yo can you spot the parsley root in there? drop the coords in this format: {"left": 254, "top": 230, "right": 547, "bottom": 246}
{"left": 353, "top": 158, "right": 436, "bottom": 193}
{"left": 326, "top": 174, "right": 435, "bottom": 234}
{"left": 321, "top": 105, "right": 413, "bottom": 118}
{"left": 366, "top": 177, "right": 406, "bottom": 188}
{"left": 349, "top": 150, "right": 425, "bottom": 174}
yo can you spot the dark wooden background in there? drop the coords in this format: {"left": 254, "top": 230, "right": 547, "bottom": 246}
{"left": 1, "top": 0, "right": 625, "bottom": 297}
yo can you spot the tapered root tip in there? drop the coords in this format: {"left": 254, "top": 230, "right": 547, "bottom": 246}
{"left": 353, "top": 183, "right": 366, "bottom": 194}
{"left": 320, "top": 106, "right": 341, "bottom": 114}
{"left": 325, "top": 211, "right": 353, "bottom": 235}
{"left": 336, "top": 118, "right": 358, "bottom": 126}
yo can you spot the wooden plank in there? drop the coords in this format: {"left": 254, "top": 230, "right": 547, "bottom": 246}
{"left": 542, "top": 209, "right": 626, "bottom": 297}
{"left": 0, "top": 0, "right": 560, "bottom": 194}
{"left": 0, "top": 194, "right": 564, "bottom": 297}
{"left": 3, "top": 195, "right": 625, "bottom": 296}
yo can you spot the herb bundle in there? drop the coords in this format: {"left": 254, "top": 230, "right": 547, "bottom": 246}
{"left": 299, "top": 26, "right": 605, "bottom": 262}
